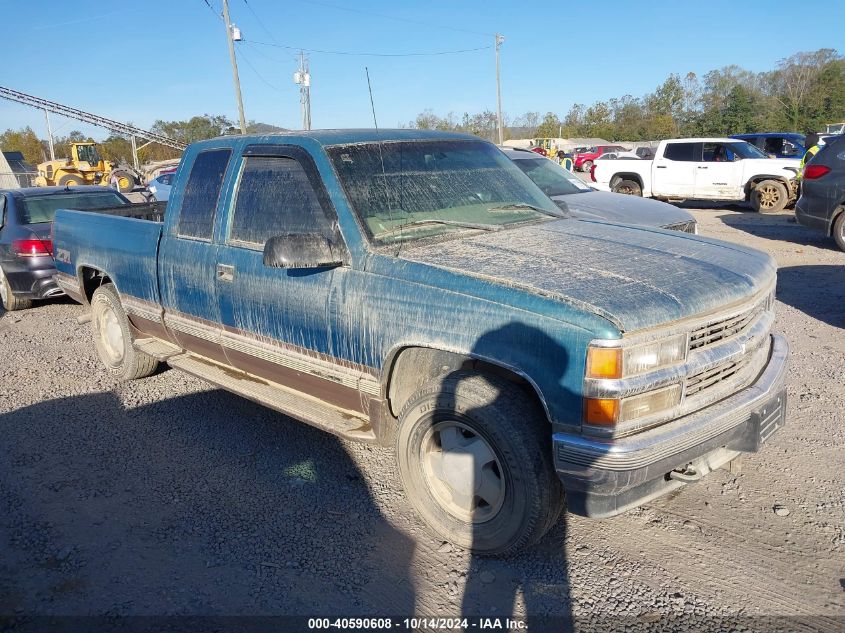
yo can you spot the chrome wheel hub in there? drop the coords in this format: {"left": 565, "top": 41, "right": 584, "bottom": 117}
{"left": 421, "top": 421, "right": 505, "bottom": 523}
{"left": 97, "top": 307, "right": 125, "bottom": 364}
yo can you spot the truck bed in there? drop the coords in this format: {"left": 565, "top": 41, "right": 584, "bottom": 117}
{"left": 53, "top": 205, "right": 164, "bottom": 307}
{"left": 78, "top": 201, "right": 167, "bottom": 222}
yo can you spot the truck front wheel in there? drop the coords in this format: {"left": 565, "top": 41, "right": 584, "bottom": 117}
{"left": 612, "top": 179, "right": 643, "bottom": 196}
{"left": 752, "top": 180, "right": 788, "bottom": 214}
{"left": 395, "top": 372, "right": 564, "bottom": 555}
{"left": 90, "top": 284, "right": 159, "bottom": 380}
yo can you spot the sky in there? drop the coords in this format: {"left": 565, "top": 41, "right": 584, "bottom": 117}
{"left": 1, "top": 0, "right": 844, "bottom": 141}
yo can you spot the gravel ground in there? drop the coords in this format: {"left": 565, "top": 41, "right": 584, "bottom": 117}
{"left": 1, "top": 205, "right": 843, "bottom": 632}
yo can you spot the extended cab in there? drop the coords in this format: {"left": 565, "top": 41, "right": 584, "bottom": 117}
{"left": 593, "top": 138, "right": 801, "bottom": 213}
{"left": 53, "top": 131, "right": 789, "bottom": 555}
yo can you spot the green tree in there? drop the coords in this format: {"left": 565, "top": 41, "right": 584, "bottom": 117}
{"left": 0, "top": 127, "right": 45, "bottom": 164}
{"left": 535, "top": 112, "right": 561, "bottom": 138}
{"left": 721, "top": 85, "right": 755, "bottom": 134}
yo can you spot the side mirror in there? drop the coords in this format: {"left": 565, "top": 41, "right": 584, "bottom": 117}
{"left": 263, "top": 233, "right": 343, "bottom": 269}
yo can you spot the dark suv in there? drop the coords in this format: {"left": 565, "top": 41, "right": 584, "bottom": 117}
{"left": 0, "top": 186, "right": 130, "bottom": 310}
{"left": 795, "top": 135, "right": 845, "bottom": 251}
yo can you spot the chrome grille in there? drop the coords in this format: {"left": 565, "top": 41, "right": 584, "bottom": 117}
{"left": 686, "top": 356, "right": 749, "bottom": 397}
{"left": 689, "top": 302, "right": 764, "bottom": 351}
{"left": 664, "top": 220, "right": 697, "bottom": 233}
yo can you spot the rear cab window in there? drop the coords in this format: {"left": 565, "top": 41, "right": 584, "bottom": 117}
{"left": 663, "top": 142, "right": 701, "bottom": 161}
{"left": 177, "top": 149, "right": 231, "bottom": 240}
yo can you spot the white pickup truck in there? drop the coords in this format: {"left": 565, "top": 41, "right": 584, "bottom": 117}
{"left": 592, "top": 137, "right": 801, "bottom": 213}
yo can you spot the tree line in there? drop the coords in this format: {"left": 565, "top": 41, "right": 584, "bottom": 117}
{"left": 407, "top": 49, "right": 845, "bottom": 142}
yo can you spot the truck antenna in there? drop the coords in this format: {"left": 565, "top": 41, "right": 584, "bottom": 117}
{"left": 365, "top": 67, "right": 400, "bottom": 251}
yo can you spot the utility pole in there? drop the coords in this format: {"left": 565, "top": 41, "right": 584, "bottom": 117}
{"left": 222, "top": 0, "right": 247, "bottom": 134}
{"left": 43, "top": 108, "right": 55, "bottom": 160}
{"left": 294, "top": 52, "right": 312, "bottom": 130}
{"left": 495, "top": 34, "right": 505, "bottom": 145}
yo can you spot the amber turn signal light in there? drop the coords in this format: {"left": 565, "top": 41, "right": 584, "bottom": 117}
{"left": 586, "top": 346, "right": 622, "bottom": 379}
{"left": 584, "top": 398, "right": 619, "bottom": 426}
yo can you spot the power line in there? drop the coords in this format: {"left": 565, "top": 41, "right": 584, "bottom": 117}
{"left": 236, "top": 49, "right": 289, "bottom": 92}
{"left": 200, "top": 0, "right": 222, "bottom": 19}
{"left": 240, "top": 0, "right": 280, "bottom": 44}
{"left": 244, "top": 38, "right": 492, "bottom": 58}
{"left": 290, "top": 0, "right": 493, "bottom": 38}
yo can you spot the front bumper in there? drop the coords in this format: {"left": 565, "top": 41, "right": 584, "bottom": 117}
{"left": 2, "top": 257, "right": 64, "bottom": 299}
{"left": 554, "top": 333, "right": 788, "bottom": 518}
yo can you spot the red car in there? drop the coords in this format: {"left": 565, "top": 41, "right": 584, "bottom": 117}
{"left": 573, "top": 145, "right": 628, "bottom": 172}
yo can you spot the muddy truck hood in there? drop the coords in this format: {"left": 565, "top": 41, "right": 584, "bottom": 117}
{"left": 399, "top": 219, "right": 776, "bottom": 332}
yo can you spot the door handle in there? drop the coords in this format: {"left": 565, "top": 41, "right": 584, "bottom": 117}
{"left": 697, "top": 166, "right": 709, "bottom": 169}
{"left": 216, "top": 263, "right": 235, "bottom": 282}
{"left": 656, "top": 165, "right": 667, "bottom": 169}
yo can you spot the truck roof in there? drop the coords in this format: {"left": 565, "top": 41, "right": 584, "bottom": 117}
{"left": 191, "top": 128, "right": 481, "bottom": 151}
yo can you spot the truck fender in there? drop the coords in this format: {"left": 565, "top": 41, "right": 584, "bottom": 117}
{"left": 383, "top": 345, "right": 551, "bottom": 423}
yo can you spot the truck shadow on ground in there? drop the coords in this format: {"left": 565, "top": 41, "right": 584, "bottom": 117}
{"left": 716, "top": 212, "right": 840, "bottom": 250}
{"left": 0, "top": 390, "right": 417, "bottom": 624}
{"left": 775, "top": 265, "right": 845, "bottom": 329}
{"left": 1, "top": 323, "right": 580, "bottom": 630}
{"left": 453, "top": 322, "right": 576, "bottom": 632}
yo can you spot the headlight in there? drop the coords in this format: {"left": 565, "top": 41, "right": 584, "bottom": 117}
{"left": 585, "top": 384, "right": 682, "bottom": 426}
{"left": 586, "top": 333, "right": 687, "bottom": 379}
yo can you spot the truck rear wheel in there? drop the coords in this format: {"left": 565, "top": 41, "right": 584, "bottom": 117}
{"left": 91, "top": 284, "right": 158, "bottom": 380}
{"left": 612, "top": 179, "right": 643, "bottom": 196}
{"left": 751, "top": 180, "right": 788, "bottom": 214}
{"left": 0, "top": 267, "right": 33, "bottom": 311}
{"left": 395, "top": 372, "right": 564, "bottom": 555}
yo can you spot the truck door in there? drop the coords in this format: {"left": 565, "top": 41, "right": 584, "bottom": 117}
{"left": 652, "top": 142, "right": 699, "bottom": 198}
{"left": 158, "top": 147, "right": 233, "bottom": 363}
{"left": 694, "top": 142, "right": 744, "bottom": 199}
{"left": 213, "top": 145, "right": 358, "bottom": 410}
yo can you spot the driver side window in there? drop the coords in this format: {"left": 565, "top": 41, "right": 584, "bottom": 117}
{"left": 702, "top": 143, "right": 734, "bottom": 162}
{"left": 229, "top": 156, "right": 335, "bottom": 249}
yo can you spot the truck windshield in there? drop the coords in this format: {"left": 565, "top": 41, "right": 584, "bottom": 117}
{"left": 19, "top": 191, "right": 128, "bottom": 224}
{"left": 511, "top": 156, "right": 592, "bottom": 196}
{"left": 327, "top": 140, "right": 563, "bottom": 245}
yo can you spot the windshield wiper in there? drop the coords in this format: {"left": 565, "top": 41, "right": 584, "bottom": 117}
{"left": 486, "top": 203, "right": 561, "bottom": 217}
{"left": 378, "top": 219, "right": 502, "bottom": 238}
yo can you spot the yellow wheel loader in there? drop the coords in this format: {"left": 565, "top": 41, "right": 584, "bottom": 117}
{"left": 35, "top": 142, "right": 139, "bottom": 193}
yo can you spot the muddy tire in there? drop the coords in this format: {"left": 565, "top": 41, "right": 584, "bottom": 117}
{"left": 57, "top": 173, "right": 85, "bottom": 187}
{"left": 751, "top": 179, "right": 788, "bottom": 214}
{"left": 0, "top": 267, "right": 33, "bottom": 311}
{"left": 612, "top": 178, "right": 643, "bottom": 196}
{"left": 833, "top": 211, "right": 845, "bottom": 252}
{"left": 90, "top": 284, "right": 158, "bottom": 380}
{"left": 581, "top": 160, "right": 593, "bottom": 173}
{"left": 395, "top": 372, "right": 564, "bottom": 555}
{"left": 111, "top": 171, "right": 135, "bottom": 193}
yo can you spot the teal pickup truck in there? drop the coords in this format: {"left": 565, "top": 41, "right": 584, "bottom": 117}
{"left": 52, "top": 130, "right": 788, "bottom": 554}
